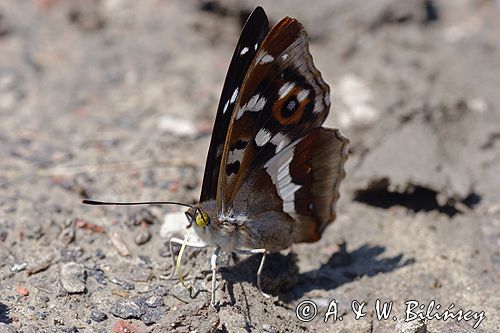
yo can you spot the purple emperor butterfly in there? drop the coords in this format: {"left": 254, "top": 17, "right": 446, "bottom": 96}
{"left": 84, "top": 6, "right": 348, "bottom": 307}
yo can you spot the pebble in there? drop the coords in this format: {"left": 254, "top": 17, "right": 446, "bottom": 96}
{"left": 110, "top": 277, "right": 135, "bottom": 290}
{"left": 158, "top": 114, "right": 197, "bottom": 136}
{"left": 134, "top": 228, "right": 151, "bottom": 245}
{"left": 0, "top": 229, "right": 7, "bottom": 242}
{"left": 38, "top": 295, "right": 50, "bottom": 303}
{"left": 108, "top": 232, "right": 130, "bottom": 257}
{"left": 141, "top": 307, "right": 165, "bottom": 326}
{"left": 95, "top": 248, "right": 106, "bottom": 259}
{"left": 90, "top": 310, "right": 108, "bottom": 322}
{"left": 170, "top": 283, "right": 192, "bottom": 304}
{"left": 129, "top": 209, "right": 157, "bottom": 226}
{"left": 262, "top": 324, "right": 279, "bottom": 333}
{"left": 110, "top": 299, "right": 145, "bottom": 319}
{"left": 10, "top": 262, "right": 28, "bottom": 272}
{"left": 60, "top": 262, "right": 86, "bottom": 293}
{"left": 160, "top": 211, "right": 189, "bottom": 239}
{"left": 61, "top": 327, "right": 78, "bottom": 333}
{"left": 87, "top": 266, "right": 107, "bottom": 285}
{"left": 59, "top": 226, "right": 75, "bottom": 246}
{"left": 145, "top": 295, "right": 163, "bottom": 308}
{"left": 27, "top": 255, "right": 54, "bottom": 276}
{"left": 34, "top": 311, "right": 48, "bottom": 320}
{"left": 154, "top": 285, "right": 168, "bottom": 296}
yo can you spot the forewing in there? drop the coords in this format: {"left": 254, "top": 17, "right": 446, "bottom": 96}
{"left": 200, "top": 7, "right": 269, "bottom": 202}
{"left": 217, "top": 17, "right": 331, "bottom": 213}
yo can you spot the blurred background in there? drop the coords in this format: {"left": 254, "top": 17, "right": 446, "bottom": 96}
{"left": 0, "top": 0, "right": 499, "bottom": 332}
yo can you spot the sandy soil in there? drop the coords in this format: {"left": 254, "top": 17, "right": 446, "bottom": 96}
{"left": 0, "top": 0, "right": 499, "bottom": 332}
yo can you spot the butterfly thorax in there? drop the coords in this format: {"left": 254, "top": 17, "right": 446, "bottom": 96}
{"left": 188, "top": 201, "right": 255, "bottom": 251}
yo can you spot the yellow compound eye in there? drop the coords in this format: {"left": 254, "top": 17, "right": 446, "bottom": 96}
{"left": 195, "top": 211, "right": 209, "bottom": 228}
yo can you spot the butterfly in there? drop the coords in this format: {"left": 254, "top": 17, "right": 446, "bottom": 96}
{"left": 84, "top": 6, "right": 348, "bottom": 307}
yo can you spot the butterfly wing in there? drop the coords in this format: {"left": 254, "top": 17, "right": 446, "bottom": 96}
{"left": 235, "top": 128, "right": 348, "bottom": 243}
{"left": 217, "top": 17, "right": 332, "bottom": 211}
{"left": 200, "top": 6, "right": 269, "bottom": 202}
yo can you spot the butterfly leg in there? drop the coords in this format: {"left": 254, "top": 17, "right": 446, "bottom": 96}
{"left": 168, "top": 237, "right": 207, "bottom": 279}
{"left": 235, "top": 248, "right": 271, "bottom": 298}
{"left": 210, "top": 246, "right": 221, "bottom": 308}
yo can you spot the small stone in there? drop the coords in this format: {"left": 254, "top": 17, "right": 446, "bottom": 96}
{"left": 34, "top": 311, "right": 48, "bottom": 320}
{"left": 158, "top": 115, "right": 197, "bottom": 137}
{"left": 10, "top": 262, "right": 28, "bottom": 272}
{"left": 141, "top": 307, "right": 165, "bottom": 326}
{"left": 134, "top": 229, "right": 151, "bottom": 245}
{"left": 0, "top": 229, "right": 8, "bottom": 242}
{"left": 153, "top": 285, "right": 168, "bottom": 296}
{"left": 60, "top": 262, "right": 86, "bottom": 293}
{"left": 170, "top": 283, "right": 192, "bottom": 304}
{"left": 38, "top": 295, "right": 50, "bottom": 303}
{"left": 262, "top": 324, "right": 279, "bottom": 333}
{"left": 129, "top": 209, "right": 157, "bottom": 226}
{"left": 87, "top": 266, "right": 106, "bottom": 285}
{"left": 95, "top": 249, "right": 106, "bottom": 259}
{"left": 110, "top": 299, "right": 145, "bottom": 319}
{"left": 53, "top": 317, "right": 65, "bottom": 325}
{"left": 145, "top": 295, "right": 163, "bottom": 308}
{"left": 160, "top": 212, "right": 189, "bottom": 239}
{"left": 27, "top": 255, "right": 54, "bottom": 276}
{"left": 111, "top": 320, "right": 139, "bottom": 333}
{"left": 108, "top": 232, "right": 130, "bottom": 257}
{"left": 90, "top": 310, "right": 108, "bottom": 322}
{"left": 59, "top": 226, "right": 75, "bottom": 245}
{"left": 16, "top": 286, "right": 29, "bottom": 296}
{"left": 110, "top": 277, "right": 135, "bottom": 290}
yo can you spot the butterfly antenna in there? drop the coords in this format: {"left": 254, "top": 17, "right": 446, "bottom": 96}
{"left": 82, "top": 199, "right": 194, "bottom": 210}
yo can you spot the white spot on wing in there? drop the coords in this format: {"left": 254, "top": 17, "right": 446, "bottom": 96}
{"left": 264, "top": 142, "right": 303, "bottom": 214}
{"left": 297, "top": 89, "right": 309, "bottom": 102}
{"left": 281, "top": 54, "right": 288, "bottom": 60}
{"left": 240, "top": 47, "right": 249, "bottom": 55}
{"left": 279, "top": 82, "right": 295, "bottom": 99}
{"left": 271, "top": 132, "right": 291, "bottom": 153}
{"left": 254, "top": 43, "right": 258, "bottom": 51}
{"left": 255, "top": 128, "right": 271, "bottom": 147}
{"left": 227, "top": 147, "right": 244, "bottom": 165}
{"left": 259, "top": 53, "right": 274, "bottom": 64}
{"left": 236, "top": 94, "right": 267, "bottom": 119}
{"left": 230, "top": 87, "right": 239, "bottom": 104}
{"left": 223, "top": 100, "right": 229, "bottom": 113}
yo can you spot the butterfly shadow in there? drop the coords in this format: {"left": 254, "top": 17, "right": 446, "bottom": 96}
{"left": 0, "top": 302, "right": 11, "bottom": 324}
{"left": 282, "top": 243, "right": 415, "bottom": 302}
{"left": 219, "top": 243, "right": 414, "bottom": 304}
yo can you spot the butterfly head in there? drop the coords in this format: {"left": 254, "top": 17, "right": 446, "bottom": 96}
{"left": 185, "top": 207, "right": 211, "bottom": 229}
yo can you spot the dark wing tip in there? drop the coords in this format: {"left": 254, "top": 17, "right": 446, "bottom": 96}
{"left": 245, "top": 6, "right": 268, "bottom": 29}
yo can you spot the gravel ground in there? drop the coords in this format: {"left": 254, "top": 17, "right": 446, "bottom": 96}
{"left": 0, "top": 0, "right": 499, "bottom": 332}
